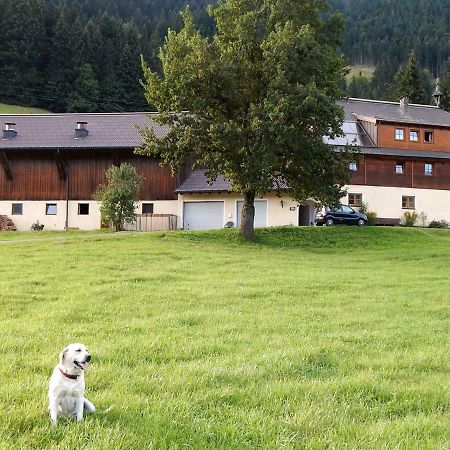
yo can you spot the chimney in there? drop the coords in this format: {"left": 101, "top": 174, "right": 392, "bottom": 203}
{"left": 433, "top": 78, "right": 443, "bottom": 108}
{"left": 399, "top": 95, "right": 409, "bottom": 110}
{"left": 74, "top": 121, "right": 89, "bottom": 139}
{"left": 2, "top": 122, "right": 17, "bottom": 140}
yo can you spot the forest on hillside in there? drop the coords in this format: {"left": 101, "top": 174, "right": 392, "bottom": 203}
{"left": 0, "top": 0, "right": 212, "bottom": 112}
{"left": 330, "top": 0, "right": 450, "bottom": 103}
{"left": 2, "top": 0, "right": 450, "bottom": 112}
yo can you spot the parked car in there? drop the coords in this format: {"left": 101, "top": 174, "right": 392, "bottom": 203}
{"left": 315, "top": 205, "right": 367, "bottom": 226}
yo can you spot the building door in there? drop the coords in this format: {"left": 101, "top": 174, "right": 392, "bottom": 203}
{"left": 183, "top": 201, "right": 224, "bottom": 230}
{"left": 298, "top": 202, "right": 315, "bottom": 226}
{"left": 236, "top": 200, "right": 268, "bottom": 228}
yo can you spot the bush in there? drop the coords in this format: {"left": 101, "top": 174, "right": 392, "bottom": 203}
{"left": 428, "top": 220, "right": 449, "bottom": 229}
{"left": 358, "top": 201, "right": 369, "bottom": 215}
{"left": 94, "top": 163, "right": 143, "bottom": 231}
{"left": 402, "top": 211, "right": 418, "bottom": 227}
{"left": 418, "top": 212, "right": 428, "bottom": 227}
{"left": 358, "top": 202, "right": 377, "bottom": 226}
{"left": 366, "top": 211, "right": 378, "bottom": 226}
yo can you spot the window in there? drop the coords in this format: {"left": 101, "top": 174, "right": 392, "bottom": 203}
{"left": 409, "top": 130, "right": 419, "bottom": 141}
{"left": 402, "top": 196, "right": 415, "bottom": 209}
{"left": 424, "top": 163, "right": 433, "bottom": 176}
{"left": 395, "top": 128, "right": 404, "bottom": 140}
{"left": 11, "top": 203, "right": 23, "bottom": 215}
{"left": 142, "top": 203, "right": 154, "bottom": 214}
{"left": 348, "top": 193, "right": 362, "bottom": 207}
{"left": 340, "top": 205, "right": 354, "bottom": 214}
{"left": 424, "top": 131, "right": 433, "bottom": 143}
{"left": 349, "top": 162, "right": 358, "bottom": 172}
{"left": 46, "top": 203, "right": 57, "bottom": 215}
{"left": 78, "top": 203, "right": 89, "bottom": 215}
{"left": 395, "top": 162, "right": 404, "bottom": 174}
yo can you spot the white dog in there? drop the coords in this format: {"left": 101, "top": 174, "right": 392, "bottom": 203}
{"left": 48, "top": 343, "right": 95, "bottom": 425}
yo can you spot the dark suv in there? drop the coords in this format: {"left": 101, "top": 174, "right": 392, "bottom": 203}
{"left": 315, "top": 205, "right": 367, "bottom": 226}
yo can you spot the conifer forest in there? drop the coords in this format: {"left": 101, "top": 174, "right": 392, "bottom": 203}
{"left": 2, "top": 0, "right": 450, "bottom": 112}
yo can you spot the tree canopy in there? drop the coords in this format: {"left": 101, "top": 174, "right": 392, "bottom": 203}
{"left": 137, "top": 0, "right": 353, "bottom": 238}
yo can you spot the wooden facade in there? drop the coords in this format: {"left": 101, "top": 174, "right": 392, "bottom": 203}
{"left": 0, "top": 149, "right": 177, "bottom": 201}
{"left": 378, "top": 123, "right": 450, "bottom": 152}
{"left": 351, "top": 156, "right": 450, "bottom": 190}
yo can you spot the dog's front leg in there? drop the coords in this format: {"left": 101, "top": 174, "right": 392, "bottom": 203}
{"left": 75, "top": 397, "right": 84, "bottom": 422}
{"left": 49, "top": 398, "right": 59, "bottom": 426}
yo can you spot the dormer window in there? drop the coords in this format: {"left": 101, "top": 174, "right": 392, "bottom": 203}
{"left": 395, "top": 128, "right": 404, "bottom": 140}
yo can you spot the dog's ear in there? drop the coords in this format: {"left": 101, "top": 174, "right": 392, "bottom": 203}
{"left": 59, "top": 347, "right": 68, "bottom": 365}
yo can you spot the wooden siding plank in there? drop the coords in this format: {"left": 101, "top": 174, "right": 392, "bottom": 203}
{"left": 351, "top": 156, "right": 450, "bottom": 190}
{"left": 0, "top": 149, "right": 177, "bottom": 201}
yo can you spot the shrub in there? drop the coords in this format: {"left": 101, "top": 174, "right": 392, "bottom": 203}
{"left": 402, "top": 211, "right": 418, "bottom": 227}
{"left": 358, "top": 201, "right": 369, "bottom": 215}
{"left": 358, "top": 201, "right": 377, "bottom": 226}
{"left": 428, "top": 220, "right": 449, "bottom": 229}
{"left": 418, "top": 211, "right": 428, "bottom": 227}
{"left": 366, "top": 211, "right": 378, "bottom": 226}
{"left": 94, "top": 163, "right": 143, "bottom": 231}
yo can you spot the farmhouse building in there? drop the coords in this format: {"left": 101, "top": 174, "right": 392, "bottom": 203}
{"left": 331, "top": 97, "right": 450, "bottom": 224}
{"left": 1, "top": 97, "right": 450, "bottom": 231}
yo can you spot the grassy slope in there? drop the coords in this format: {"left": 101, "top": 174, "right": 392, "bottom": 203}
{"left": 0, "top": 227, "right": 448, "bottom": 449}
{"left": 346, "top": 65, "right": 375, "bottom": 82}
{"left": 0, "top": 103, "right": 49, "bottom": 114}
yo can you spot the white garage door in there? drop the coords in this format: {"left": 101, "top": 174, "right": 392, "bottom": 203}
{"left": 236, "top": 200, "right": 268, "bottom": 228}
{"left": 183, "top": 201, "right": 224, "bottom": 230}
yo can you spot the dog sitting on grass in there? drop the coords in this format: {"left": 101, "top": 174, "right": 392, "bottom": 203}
{"left": 48, "top": 343, "right": 95, "bottom": 426}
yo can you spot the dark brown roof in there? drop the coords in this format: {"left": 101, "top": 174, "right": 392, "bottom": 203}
{"left": 0, "top": 112, "right": 165, "bottom": 149}
{"left": 176, "top": 169, "right": 289, "bottom": 193}
{"left": 338, "top": 98, "right": 450, "bottom": 128}
{"left": 360, "top": 147, "right": 450, "bottom": 160}
{"left": 176, "top": 170, "right": 232, "bottom": 193}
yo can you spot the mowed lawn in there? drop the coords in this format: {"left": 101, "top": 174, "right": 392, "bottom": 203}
{"left": 0, "top": 227, "right": 448, "bottom": 449}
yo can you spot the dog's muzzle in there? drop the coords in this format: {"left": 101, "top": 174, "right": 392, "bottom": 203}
{"left": 74, "top": 354, "right": 91, "bottom": 370}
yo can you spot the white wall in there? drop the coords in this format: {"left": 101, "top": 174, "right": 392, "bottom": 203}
{"left": 344, "top": 185, "right": 450, "bottom": 223}
{"left": 179, "top": 192, "right": 304, "bottom": 228}
{"left": 3, "top": 185, "right": 449, "bottom": 231}
{"left": 0, "top": 200, "right": 179, "bottom": 231}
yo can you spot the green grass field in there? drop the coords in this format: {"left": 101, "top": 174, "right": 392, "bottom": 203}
{"left": 0, "top": 227, "right": 448, "bottom": 449}
{"left": 0, "top": 103, "right": 49, "bottom": 114}
{"left": 346, "top": 65, "right": 375, "bottom": 82}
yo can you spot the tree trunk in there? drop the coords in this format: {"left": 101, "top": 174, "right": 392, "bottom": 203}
{"left": 240, "top": 191, "right": 256, "bottom": 239}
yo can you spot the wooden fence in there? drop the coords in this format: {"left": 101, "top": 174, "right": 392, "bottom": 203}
{"left": 124, "top": 214, "right": 177, "bottom": 232}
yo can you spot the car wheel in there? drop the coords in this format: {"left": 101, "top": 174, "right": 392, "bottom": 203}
{"left": 325, "top": 218, "right": 334, "bottom": 226}
{"left": 357, "top": 219, "right": 365, "bottom": 226}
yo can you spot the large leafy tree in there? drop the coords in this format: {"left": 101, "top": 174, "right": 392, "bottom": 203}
{"left": 137, "top": 0, "right": 353, "bottom": 239}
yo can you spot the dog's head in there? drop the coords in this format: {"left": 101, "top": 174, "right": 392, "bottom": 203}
{"left": 59, "top": 343, "right": 91, "bottom": 374}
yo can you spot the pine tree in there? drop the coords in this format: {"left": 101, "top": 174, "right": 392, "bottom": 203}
{"left": 389, "top": 51, "right": 426, "bottom": 104}
{"left": 438, "top": 70, "right": 450, "bottom": 112}
{"left": 67, "top": 64, "right": 100, "bottom": 112}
